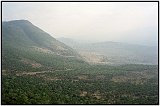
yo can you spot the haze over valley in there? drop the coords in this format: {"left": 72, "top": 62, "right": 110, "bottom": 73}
{"left": 57, "top": 37, "right": 158, "bottom": 65}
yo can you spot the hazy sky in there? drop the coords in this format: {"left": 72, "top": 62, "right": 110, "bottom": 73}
{"left": 2, "top": 2, "right": 158, "bottom": 46}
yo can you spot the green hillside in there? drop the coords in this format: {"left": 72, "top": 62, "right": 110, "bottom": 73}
{"left": 2, "top": 20, "right": 79, "bottom": 55}
{"left": 2, "top": 20, "right": 86, "bottom": 72}
{"left": 2, "top": 20, "right": 158, "bottom": 105}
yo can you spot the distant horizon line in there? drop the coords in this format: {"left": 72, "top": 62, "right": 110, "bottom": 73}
{"left": 56, "top": 37, "right": 158, "bottom": 47}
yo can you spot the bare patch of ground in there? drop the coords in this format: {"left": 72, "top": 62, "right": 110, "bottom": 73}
{"left": 78, "top": 51, "right": 109, "bottom": 64}
{"left": 32, "top": 63, "right": 42, "bottom": 68}
{"left": 92, "top": 91, "right": 101, "bottom": 99}
{"left": 32, "top": 46, "right": 53, "bottom": 53}
{"left": 16, "top": 71, "right": 62, "bottom": 81}
{"left": 80, "top": 91, "right": 88, "bottom": 97}
{"left": 16, "top": 68, "right": 73, "bottom": 77}
{"left": 2, "top": 70, "right": 7, "bottom": 75}
{"left": 44, "top": 77, "right": 61, "bottom": 81}
{"left": 56, "top": 53, "right": 75, "bottom": 58}
{"left": 15, "top": 68, "right": 74, "bottom": 81}
{"left": 77, "top": 75, "right": 88, "bottom": 80}
{"left": 96, "top": 75, "right": 105, "bottom": 80}
{"left": 131, "top": 70, "right": 155, "bottom": 79}
{"left": 111, "top": 74, "right": 148, "bottom": 85}
{"left": 20, "top": 58, "right": 42, "bottom": 68}
{"left": 56, "top": 45, "right": 68, "bottom": 51}
{"left": 71, "top": 79, "right": 79, "bottom": 82}
{"left": 16, "top": 71, "right": 52, "bottom": 76}
{"left": 79, "top": 90, "right": 102, "bottom": 99}
{"left": 111, "top": 76, "right": 129, "bottom": 83}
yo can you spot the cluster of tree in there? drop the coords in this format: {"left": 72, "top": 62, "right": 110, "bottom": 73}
{"left": 2, "top": 64, "right": 158, "bottom": 104}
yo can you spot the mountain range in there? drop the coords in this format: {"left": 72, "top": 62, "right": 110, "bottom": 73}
{"left": 57, "top": 37, "right": 158, "bottom": 65}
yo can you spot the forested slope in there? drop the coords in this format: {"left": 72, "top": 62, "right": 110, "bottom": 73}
{"left": 2, "top": 20, "right": 158, "bottom": 104}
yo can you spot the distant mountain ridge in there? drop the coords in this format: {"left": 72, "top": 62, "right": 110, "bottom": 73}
{"left": 57, "top": 37, "right": 158, "bottom": 65}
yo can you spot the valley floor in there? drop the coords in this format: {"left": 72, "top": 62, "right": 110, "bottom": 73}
{"left": 2, "top": 64, "right": 158, "bottom": 104}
